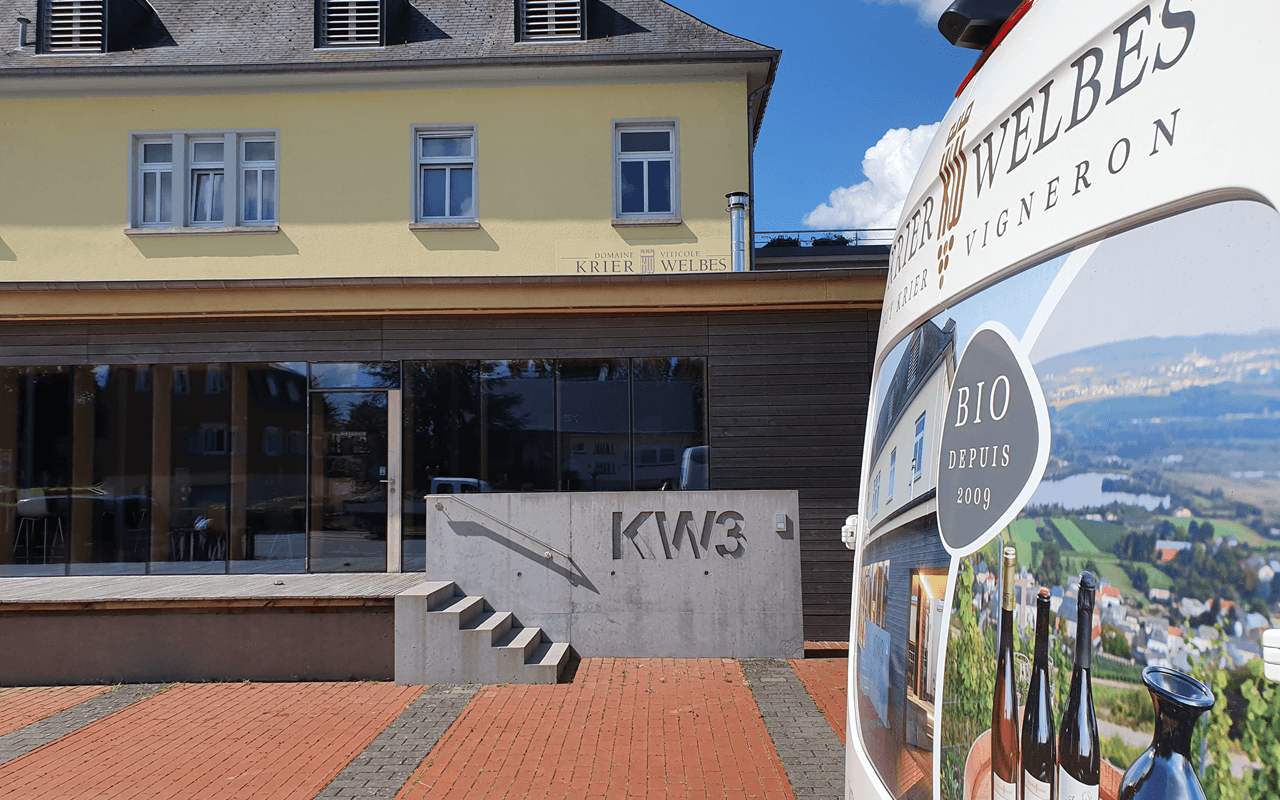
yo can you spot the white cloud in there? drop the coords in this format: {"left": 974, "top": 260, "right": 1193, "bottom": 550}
{"left": 803, "top": 122, "right": 941, "bottom": 231}
{"left": 866, "top": 0, "right": 953, "bottom": 25}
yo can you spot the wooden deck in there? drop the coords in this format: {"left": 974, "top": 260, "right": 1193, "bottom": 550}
{"left": 0, "top": 574, "right": 428, "bottom": 612}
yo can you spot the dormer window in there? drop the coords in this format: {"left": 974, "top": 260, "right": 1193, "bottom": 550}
{"left": 317, "top": 0, "right": 384, "bottom": 48}
{"left": 35, "top": 0, "right": 155, "bottom": 55}
{"left": 519, "top": 0, "right": 586, "bottom": 42}
{"left": 40, "top": 0, "right": 105, "bottom": 53}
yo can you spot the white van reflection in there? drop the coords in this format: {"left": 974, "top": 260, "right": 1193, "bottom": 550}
{"left": 429, "top": 478, "right": 493, "bottom": 494}
{"left": 679, "top": 446, "right": 708, "bottom": 490}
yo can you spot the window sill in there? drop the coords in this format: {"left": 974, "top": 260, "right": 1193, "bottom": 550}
{"left": 409, "top": 221, "right": 481, "bottom": 231}
{"left": 611, "top": 217, "right": 682, "bottom": 228}
{"left": 125, "top": 225, "right": 280, "bottom": 237}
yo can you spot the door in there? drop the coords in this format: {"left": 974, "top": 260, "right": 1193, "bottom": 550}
{"left": 309, "top": 389, "right": 401, "bottom": 572}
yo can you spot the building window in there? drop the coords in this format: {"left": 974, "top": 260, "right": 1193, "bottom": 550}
{"left": 614, "top": 121, "right": 678, "bottom": 220}
{"left": 131, "top": 131, "right": 278, "bottom": 230}
{"left": 317, "top": 0, "right": 384, "bottom": 48}
{"left": 189, "top": 140, "right": 225, "bottom": 225}
{"left": 241, "top": 140, "right": 277, "bottom": 225}
{"left": 200, "top": 423, "right": 228, "bottom": 455}
{"left": 887, "top": 448, "right": 897, "bottom": 502}
{"left": 414, "top": 126, "right": 477, "bottom": 223}
{"left": 40, "top": 0, "right": 105, "bottom": 53}
{"left": 912, "top": 412, "right": 926, "bottom": 482}
{"left": 205, "top": 364, "right": 224, "bottom": 395}
{"left": 872, "top": 471, "right": 881, "bottom": 518}
{"left": 519, "top": 0, "right": 585, "bottom": 41}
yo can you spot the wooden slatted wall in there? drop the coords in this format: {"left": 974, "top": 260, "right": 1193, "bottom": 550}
{"left": 0, "top": 309, "right": 877, "bottom": 640}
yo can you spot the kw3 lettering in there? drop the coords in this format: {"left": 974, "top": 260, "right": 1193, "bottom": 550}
{"left": 612, "top": 510, "right": 745, "bottom": 559}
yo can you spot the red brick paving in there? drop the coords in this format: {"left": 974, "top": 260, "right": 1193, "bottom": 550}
{"left": 395, "top": 658, "right": 795, "bottom": 800}
{"left": 0, "top": 685, "right": 114, "bottom": 738}
{"left": 790, "top": 658, "right": 848, "bottom": 743}
{"left": 0, "top": 682, "right": 421, "bottom": 799}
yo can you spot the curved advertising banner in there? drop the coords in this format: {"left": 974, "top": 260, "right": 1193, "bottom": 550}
{"left": 848, "top": 3, "right": 1280, "bottom": 800}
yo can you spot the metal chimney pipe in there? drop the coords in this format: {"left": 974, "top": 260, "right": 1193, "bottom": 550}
{"left": 726, "top": 192, "right": 749, "bottom": 273}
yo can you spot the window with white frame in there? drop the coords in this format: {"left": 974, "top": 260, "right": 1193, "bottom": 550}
{"left": 872, "top": 471, "right": 881, "bottom": 518}
{"left": 614, "top": 121, "right": 677, "bottom": 219}
{"left": 414, "top": 127, "right": 476, "bottom": 223}
{"left": 887, "top": 447, "right": 897, "bottom": 501}
{"left": 241, "top": 140, "right": 277, "bottom": 225}
{"left": 131, "top": 131, "right": 278, "bottom": 230}
{"left": 189, "top": 139, "right": 225, "bottom": 225}
{"left": 912, "top": 412, "right": 926, "bottom": 482}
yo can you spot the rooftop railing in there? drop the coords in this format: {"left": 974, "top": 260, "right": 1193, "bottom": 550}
{"left": 754, "top": 229, "right": 894, "bottom": 248}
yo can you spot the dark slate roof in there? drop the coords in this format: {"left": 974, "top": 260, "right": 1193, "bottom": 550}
{"left": 0, "top": 0, "right": 776, "bottom": 71}
{"left": 871, "top": 318, "right": 956, "bottom": 461}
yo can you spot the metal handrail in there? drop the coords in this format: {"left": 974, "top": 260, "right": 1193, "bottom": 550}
{"left": 431, "top": 495, "right": 571, "bottom": 561}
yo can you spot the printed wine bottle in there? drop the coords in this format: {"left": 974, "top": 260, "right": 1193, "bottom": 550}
{"left": 992, "top": 545, "right": 1020, "bottom": 800}
{"left": 1059, "top": 572, "right": 1099, "bottom": 800}
{"left": 1022, "top": 587, "right": 1056, "bottom": 800}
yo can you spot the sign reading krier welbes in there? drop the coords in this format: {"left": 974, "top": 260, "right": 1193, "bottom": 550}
{"left": 936, "top": 323, "right": 1049, "bottom": 555}
{"left": 555, "top": 241, "right": 731, "bottom": 275}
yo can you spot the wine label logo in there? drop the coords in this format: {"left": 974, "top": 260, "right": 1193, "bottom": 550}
{"left": 936, "top": 322, "right": 1050, "bottom": 554}
{"left": 936, "top": 102, "right": 972, "bottom": 289}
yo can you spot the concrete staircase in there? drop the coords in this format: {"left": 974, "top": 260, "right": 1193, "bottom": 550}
{"left": 394, "top": 581, "right": 569, "bottom": 685}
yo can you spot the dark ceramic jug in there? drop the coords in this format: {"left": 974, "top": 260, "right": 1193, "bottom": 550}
{"left": 1118, "top": 665, "right": 1215, "bottom": 800}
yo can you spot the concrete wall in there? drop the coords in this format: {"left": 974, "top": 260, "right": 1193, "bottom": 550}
{"left": 0, "top": 607, "right": 394, "bottom": 685}
{"left": 423, "top": 490, "right": 803, "bottom": 658}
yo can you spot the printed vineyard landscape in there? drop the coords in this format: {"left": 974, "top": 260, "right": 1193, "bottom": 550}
{"left": 942, "top": 328, "right": 1280, "bottom": 800}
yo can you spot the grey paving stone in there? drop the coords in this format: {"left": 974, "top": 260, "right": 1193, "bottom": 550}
{"left": 311, "top": 684, "right": 478, "bottom": 800}
{"left": 742, "top": 659, "right": 844, "bottom": 800}
{"left": 0, "top": 683, "right": 166, "bottom": 767}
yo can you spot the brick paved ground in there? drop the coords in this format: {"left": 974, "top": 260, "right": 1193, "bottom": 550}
{"left": 0, "top": 682, "right": 421, "bottom": 800}
{"left": 0, "top": 683, "right": 164, "bottom": 768}
{"left": 0, "top": 685, "right": 113, "bottom": 738}
{"left": 789, "top": 658, "right": 848, "bottom": 743}
{"left": 314, "top": 684, "right": 478, "bottom": 800}
{"left": 396, "top": 658, "right": 794, "bottom": 800}
{"left": 742, "top": 659, "right": 845, "bottom": 800}
{"left": 0, "top": 656, "right": 852, "bottom": 799}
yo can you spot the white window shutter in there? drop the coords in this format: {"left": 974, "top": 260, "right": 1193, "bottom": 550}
{"left": 521, "top": 0, "right": 584, "bottom": 41}
{"left": 321, "top": 0, "right": 382, "bottom": 47}
{"left": 42, "top": 0, "right": 106, "bottom": 53}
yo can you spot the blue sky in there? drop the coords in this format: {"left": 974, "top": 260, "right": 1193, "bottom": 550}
{"left": 665, "top": 0, "right": 979, "bottom": 232}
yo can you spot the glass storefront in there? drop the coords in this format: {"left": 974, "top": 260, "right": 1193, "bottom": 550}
{"left": 0, "top": 357, "right": 708, "bottom": 575}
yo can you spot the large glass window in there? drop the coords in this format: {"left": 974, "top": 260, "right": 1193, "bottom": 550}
{"left": 482, "top": 360, "right": 556, "bottom": 492}
{"left": 632, "top": 357, "right": 706, "bottom": 490}
{"left": 69, "top": 365, "right": 153, "bottom": 575}
{"left": 0, "top": 367, "right": 73, "bottom": 576}
{"left": 559, "top": 360, "right": 630, "bottom": 491}
{"left": 231, "top": 363, "right": 307, "bottom": 573}
{"left": 151, "top": 364, "right": 231, "bottom": 574}
{"left": 414, "top": 127, "right": 477, "bottom": 223}
{"left": 401, "top": 361, "right": 484, "bottom": 571}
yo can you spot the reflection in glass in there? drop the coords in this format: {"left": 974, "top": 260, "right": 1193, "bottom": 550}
{"left": 421, "top": 168, "right": 446, "bottom": 218}
{"left": 632, "top": 358, "right": 706, "bottom": 490}
{"left": 559, "top": 360, "right": 630, "bottom": 491}
{"left": 152, "top": 364, "right": 231, "bottom": 574}
{"left": 310, "top": 391, "right": 388, "bottom": 572}
{"left": 620, "top": 161, "right": 644, "bottom": 214}
{"left": 309, "top": 362, "right": 400, "bottom": 390}
{"left": 231, "top": 363, "right": 307, "bottom": 573}
{"left": 449, "top": 168, "right": 473, "bottom": 218}
{"left": 402, "top": 362, "right": 483, "bottom": 571}
{"left": 648, "top": 161, "right": 672, "bottom": 213}
{"left": 0, "top": 367, "right": 72, "bottom": 576}
{"left": 69, "top": 365, "right": 152, "bottom": 575}
{"left": 482, "top": 360, "right": 556, "bottom": 492}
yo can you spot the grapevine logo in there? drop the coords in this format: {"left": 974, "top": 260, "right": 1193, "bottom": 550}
{"left": 936, "top": 102, "right": 972, "bottom": 289}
